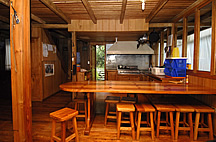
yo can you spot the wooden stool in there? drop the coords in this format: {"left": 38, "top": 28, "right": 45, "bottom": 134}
{"left": 121, "top": 97, "right": 136, "bottom": 104}
{"left": 153, "top": 103, "right": 176, "bottom": 140}
{"left": 174, "top": 104, "right": 195, "bottom": 140}
{"left": 135, "top": 104, "right": 155, "bottom": 140}
{"left": 193, "top": 104, "right": 214, "bottom": 141}
{"left": 117, "top": 103, "right": 135, "bottom": 140}
{"left": 104, "top": 96, "right": 121, "bottom": 126}
{"left": 50, "top": 107, "right": 79, "bottom": 142}
{"left": 74, "top": 97, "right": 87, "bottom": 123}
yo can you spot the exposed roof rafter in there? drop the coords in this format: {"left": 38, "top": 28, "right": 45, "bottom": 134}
{"left": 172, "top": 0, "right": 211, "bottom": 23}
{"left": 0, "top": 15, "right": 9, "bottom": 23}
{"left": 31, "top": 14, "right": 46, "bottom": 24}
{"left": 0, "top": 0, "right": 9, "bottom": 6}
{"left": 81, "top": 0, "right": 97, "bottom": 24}
{"left": 120, "top": 0, "right": 127, "bottom": 24}
{"left": 146, "top": 0, "right": 169, "bottom": 23}
{"left": 39, "top": 0, "right": 71, "bottom": 23}
{"left": 32, "top": 24, "right": 68, "bottom": 29}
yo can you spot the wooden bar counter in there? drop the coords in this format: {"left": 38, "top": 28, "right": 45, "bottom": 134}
{"left": 59, "top": 81, "right": 216, "bottom": 135}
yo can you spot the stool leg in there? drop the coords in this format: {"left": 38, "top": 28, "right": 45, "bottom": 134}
{"left": 73, "top": 117, "right": 79, "bottom": 142}
{"left": 156, "top": 111, "right": 161, "bottom": 138}
{"left": 175, "top": 111, "right": 180, "bottom": 140}
{"left": 85, "top": 101, "right": 88, "bottom": 125}
{"left": 194, "top": 112, "right": 200, "bottom": 141}
{"left": 61, "top": 122, "right": 66, "bottom": 142}
{"left": 117, "top": 111, "right": 122, "bottom": 139}
{"left": 136, "top": 112, "right": 141, "bottom": 140}
{"left": 104, "top": 103, "right": 109, "bottom": 126}
{"left": 51, "top": 119, "right": 56, "bottom": 142}
{"left": 130, "top": 111, "right": 135, "bottom": 140}
{"left": 150, "top": 112, "right": 155, "bottom": 140}
{"left": 75, "top": 102, "right": 78, "bottom": 110}
{"left": 147, "top": 112, "right": 150, "bottom": 126}
{"left": 166, "top": 112, "right": 169, "bottom": 126}
{"left": 183, "top": 113, "right": 186, "bottom": 127}
{"left": 188, "top": 112, "right": 193, "bottom": 140}
{"left": 169, "top": 112, "right": 174, "bottom": 140}
{"left": 207, "top": 113, "right": 213, "bottom": 140}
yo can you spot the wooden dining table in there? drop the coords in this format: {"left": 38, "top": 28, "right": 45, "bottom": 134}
{"left": 59, "top": 81, "right": 216, "bottom": 135}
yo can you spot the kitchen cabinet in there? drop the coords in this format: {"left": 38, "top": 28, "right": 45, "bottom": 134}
{"left": 117, "top": 75, "right": 141, "bottom": 81}
{"left": 106, "top": 70, "right": 117, "bottom": 80}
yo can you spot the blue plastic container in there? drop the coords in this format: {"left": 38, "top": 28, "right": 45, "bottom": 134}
{"left": 164, "top": 58, "right": 187, "bottom": 69}
{"left": 164, "top": 57, "right": 187, "bottom": 77}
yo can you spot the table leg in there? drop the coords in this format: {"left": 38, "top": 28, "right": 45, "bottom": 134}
{"left": 84, "top": 92, "right": 95, "bottom": 135}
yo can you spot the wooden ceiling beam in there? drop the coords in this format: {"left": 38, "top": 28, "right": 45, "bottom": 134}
{"left": 146, "top": 0, "right": 169, "bottom": 23}
{"left": 81, "top": 0, "right": 97, "bottom": 24}
{"left": 0, "top": 15, "right": 9, "bottom": 23}
{"left": 149, "top": 23, "right": 173, "bottom": 27}
{"left": 0, "top": 0, "right": 9, "bottom": 6}
{"left": 172, "top": 0, "right": 212, "bottom": 23}
{"left": 31, "top": 14, "right": 46, "bottom": 24}
{"left": 32, "top": 24, "right": 68, "bottom": 29}
{"left": 120, "top": 0, "right": 127, "bottom": 24}
{"left": 39, "top": 0, "right": 70, "bottom": 23}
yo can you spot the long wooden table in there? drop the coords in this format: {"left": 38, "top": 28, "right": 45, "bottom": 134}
{"left": 59, "top": 81, "right": 216, "bottom": 135}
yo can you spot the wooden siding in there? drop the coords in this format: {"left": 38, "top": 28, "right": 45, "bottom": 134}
{"left": 68, "top": 19, "right": 149, "bottom": 32}
{"left": 31, "top": 27, "right": 67, "bottom": 101}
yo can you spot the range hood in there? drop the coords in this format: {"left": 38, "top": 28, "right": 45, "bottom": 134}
{"left": 107, "top": 41, "right": 154, "bottom": 55}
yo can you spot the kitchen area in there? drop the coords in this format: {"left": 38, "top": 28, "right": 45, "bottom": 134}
{"left": 105, "top": 41, "right": 185, "bottom": 83}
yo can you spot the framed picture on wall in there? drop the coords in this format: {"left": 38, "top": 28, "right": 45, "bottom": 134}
{"left": 45, "top": 64, "right": 54, "bottom": 77}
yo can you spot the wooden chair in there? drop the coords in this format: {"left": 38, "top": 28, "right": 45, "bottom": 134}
{"left": 50, "top": 107, "right": 79, "bottom": 142}
{"left": 116, "top": 103, "right": 135, "bottom": 140}
{"left": 153, "top": 103, "right": 176, "bottom": 140}
{"left": 135, "top": 103, "right": 155, "bottom": 140}
{"left": 104, "top": 96, "right": 121, "bottom": 126}
{"left": 174, "top": 104, "right": 195, "bottom": 140}
{"left": 192, "top": 103, "right": 214, "bottom": 141}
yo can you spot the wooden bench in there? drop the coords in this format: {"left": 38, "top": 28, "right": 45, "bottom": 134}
{"left": 50, "top": 107, "right": 79, "bottom": 142}
{"left": 135, "top": 103, "right": 156, "bottom": 140}
{"left": 104, "top": 96, "right": 121, "bottom": 126}
{"left": 116, "top": 103, "right": 135, "bottom": 140}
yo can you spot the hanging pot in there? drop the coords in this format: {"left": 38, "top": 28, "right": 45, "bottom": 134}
{"left": 149, "top": 31, "right": 159, "bottom": 43}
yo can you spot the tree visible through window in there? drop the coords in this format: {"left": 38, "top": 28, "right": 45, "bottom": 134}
{"left": 96, "top": 45, "right": 105, "bottom": 80}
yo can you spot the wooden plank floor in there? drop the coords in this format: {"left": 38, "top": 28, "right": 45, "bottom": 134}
{"left": 0, "top": 91, "right": 213, "bottom": 142}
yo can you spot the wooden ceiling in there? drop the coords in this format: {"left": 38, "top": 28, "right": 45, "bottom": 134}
{"left": 0, "top": 0, "right": 212, "bottom": 42}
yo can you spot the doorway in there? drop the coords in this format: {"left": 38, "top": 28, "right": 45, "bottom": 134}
{"left": 96, "top": 45, "right": 105, "bottom": 81}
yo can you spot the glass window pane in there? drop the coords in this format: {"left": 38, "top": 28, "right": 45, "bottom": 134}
{"left": 199, "top": 2, "right": 212, "bottom": 72}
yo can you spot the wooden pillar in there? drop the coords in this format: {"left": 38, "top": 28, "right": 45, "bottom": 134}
{"left": 166, "top": 28, "right": 171, "bottom": 58}
{"left": 193, "top": 8, "right": 200, "bottom": 73}
{"left": 10, "top": 0, "right": 32, "bottom": 141}
{"left": 211, "top": 0, "right": 216, "bottom": 75}
{"left": 182, "top": 17, "right": 188, "bottom": 57}
{"left": 72, "top": 31, "right": 77, "bottom": 82}
{"left": 160, "top": 31, "right": 164, "bottom": 66}
{"left": 171, "top": 23, "right": 175, "bottom": 57}
{"left": 67, "top": 38, "right": 72, "bottom": 80}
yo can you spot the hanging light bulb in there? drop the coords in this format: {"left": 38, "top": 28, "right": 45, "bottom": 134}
{"left": 142, "top": 0, "right": 145, "bottom": 11}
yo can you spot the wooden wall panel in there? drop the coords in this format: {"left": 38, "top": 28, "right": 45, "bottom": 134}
{"left": 68, "top": 19, "right": 149, "bottom": 32}
{"left": 188, "top": 75, "right": 216, "bottom": 135}
{"left": 31, "top": 27, "right": 67, "bottom": 101}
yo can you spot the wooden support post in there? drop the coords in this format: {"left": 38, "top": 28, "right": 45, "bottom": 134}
{"left": 193, "top": 8, "right": 200, "bottom": 73}
{"left": 182, "top": 17, "right": 188, "bottom": 57}
{"left": 72, "top": 31, "right": 77, "bottom": 82}
{"left": 211, "top": 0, "right": 216, "bottom": 75}
{"left": 10, "top": 0, "right": 32, "bottom": 141}
{"left": 68, "top": 38, "right": 72, "bottom": 80}
{"left": 160, "top": 31, "right": 164, "bottom": 66}
{"left": 166, "top": 28, "right": 170, "bottom": 58}
{"left": 171, "top": 23, "right": 175, "bottom": 57}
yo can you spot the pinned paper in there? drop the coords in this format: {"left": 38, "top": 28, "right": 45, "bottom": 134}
{"left": 53, "top": 45, "right": 56, "bottom": 53}
{"left": 48, "top": 44, "right": 53, "bottom": 51}
{"left": 43, "top": 43, "right": 48, "bottom": 57}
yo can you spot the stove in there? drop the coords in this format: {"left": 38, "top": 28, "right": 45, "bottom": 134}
{"left": 117, "top": 65, "right": 140, "bottom": 74}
